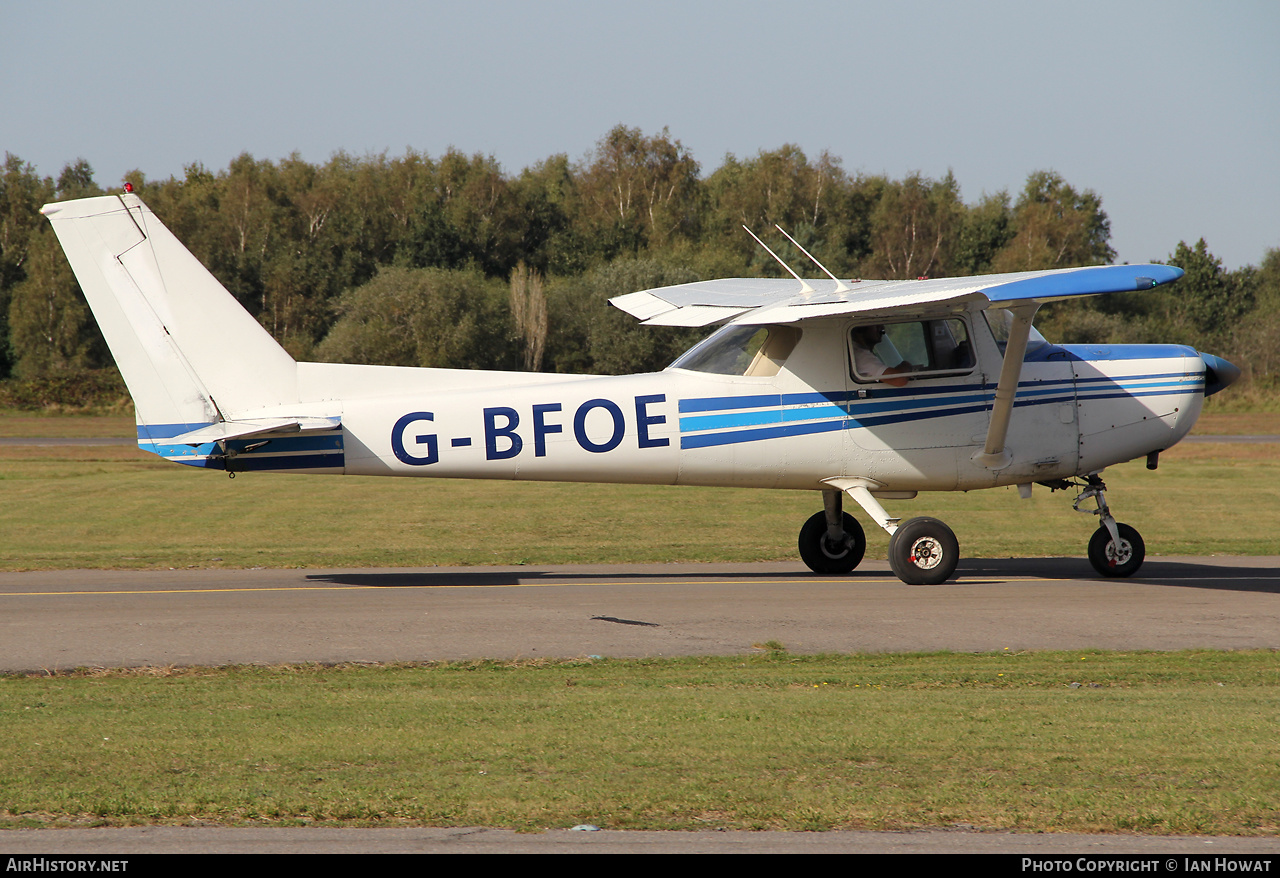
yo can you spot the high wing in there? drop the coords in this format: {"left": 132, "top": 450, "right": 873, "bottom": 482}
{"left": 609, "top": 264, "right": 1185, "bottom": 327}
{"left": 614, "top": 262, "right": 1187, "bottom": 477}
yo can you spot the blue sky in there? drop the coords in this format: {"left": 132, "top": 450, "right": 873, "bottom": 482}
{"left": 3, "top": 0, "right": 1276, "bottom": 269}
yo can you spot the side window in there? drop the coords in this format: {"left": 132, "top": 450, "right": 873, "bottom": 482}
{"left": 744, "top": 325, "right": 801, "bottom": 377}
{"left": 850, "top": 318, "right": 974, "bottom": 382}
{"left": 927, "top": 318, "right": 974, "bottom": 371}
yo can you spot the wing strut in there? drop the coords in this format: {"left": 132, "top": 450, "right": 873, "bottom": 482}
{"left": 974, "top": 303, "right": 1039, "bottom": 469}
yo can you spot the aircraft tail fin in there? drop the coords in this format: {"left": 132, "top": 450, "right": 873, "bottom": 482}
{"left": 40, "top": 194, "right": 298, "bottom": 433}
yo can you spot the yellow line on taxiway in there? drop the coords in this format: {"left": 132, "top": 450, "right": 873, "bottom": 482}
{"left": 0, "top": 577, "right": 1062, "bottom": 597}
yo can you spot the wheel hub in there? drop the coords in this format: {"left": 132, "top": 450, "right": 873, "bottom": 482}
{"left": 908, "top": 537, "right": 943, "bottom": 570}
{"left": 1106, "top": 539, "right": 1132, "bottom": 566}
{"left": 821, "top": 534, "right": 851, "bottom": 559}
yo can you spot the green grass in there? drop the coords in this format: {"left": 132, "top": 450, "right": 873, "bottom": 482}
{"left": 1, "top": 652, "right": 1276, "bottom": 834}
{"left": 0, "top": 411, "right": 135, "bottom": 439}
{"left": 1, "top": 438, "right": 1278, "bottom": 570}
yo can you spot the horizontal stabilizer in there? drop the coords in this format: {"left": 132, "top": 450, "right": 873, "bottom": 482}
{"left": 169, "top": 417, "right": 342, "bottom": 446}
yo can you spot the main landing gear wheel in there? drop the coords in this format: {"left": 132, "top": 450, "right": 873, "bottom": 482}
{"left": 888, "top": 517, "right": 959, "bottom": 585}
{"left": 1087, "top": 523, "right": 1145, "bottom": 578}
{"left": 798, "top": 511, "right": 866, "bottom": 574}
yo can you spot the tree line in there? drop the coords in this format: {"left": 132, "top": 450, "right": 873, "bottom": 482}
{"left": 1, "top": 125, "right": 1275, "bottom": 402}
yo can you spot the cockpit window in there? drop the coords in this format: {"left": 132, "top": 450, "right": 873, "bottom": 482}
{"left": 849, "top": 318, "right": 975, "bottom": 383}
{"left": 671, "top": 324, "right": 801, "bottom": 376}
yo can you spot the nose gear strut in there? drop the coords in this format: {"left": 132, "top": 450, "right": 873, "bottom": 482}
{"left": 1071, "top": 475, "right": 1146, "bottom": 578}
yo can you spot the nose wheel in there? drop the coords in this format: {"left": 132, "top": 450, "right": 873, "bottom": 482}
{"left": 1073, "top": 475, "right": 1146, "bottom": 578}
{"left": 1087, "top": 522, "right": 1145, "bottom": 577}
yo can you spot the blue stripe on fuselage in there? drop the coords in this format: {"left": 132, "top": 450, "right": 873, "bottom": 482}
{"left": 137, "top": 424, "right": 345, "bottom": 471}
{"left": 676, "top": 355, "right": 1203, "bottom": 450}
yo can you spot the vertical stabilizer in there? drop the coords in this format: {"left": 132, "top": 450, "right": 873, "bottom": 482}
{"left": 41, "top": 194, "right": 298, "bottom": 431}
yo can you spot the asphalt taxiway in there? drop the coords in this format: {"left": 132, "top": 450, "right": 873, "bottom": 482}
{"left": 2, "top": 556, "right": 1278, "bottom": 673}
{"left": 5, "top": 557, "right": 1278, "bottom": 854}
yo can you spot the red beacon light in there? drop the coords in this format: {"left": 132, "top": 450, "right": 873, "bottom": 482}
{"left": 123, "top": 182, "right": 134, "bottom": 193}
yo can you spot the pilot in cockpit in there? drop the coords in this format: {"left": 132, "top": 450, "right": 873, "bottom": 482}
{"left": 851, "top": 324, "right": 917, "bottom": 388}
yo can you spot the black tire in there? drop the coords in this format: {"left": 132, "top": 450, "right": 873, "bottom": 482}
{"left": 1087, "top": 523, "right": 1145, "bottom": 577}
{"left": 887, "top": 517, "right": 959, "bottom": 585}
{"left": 798, "top": 511, "right": 866, "bottom": 574}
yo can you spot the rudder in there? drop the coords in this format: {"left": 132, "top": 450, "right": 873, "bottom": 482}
{"left": 41, "top": 194, "right": 298, "bottom": 433}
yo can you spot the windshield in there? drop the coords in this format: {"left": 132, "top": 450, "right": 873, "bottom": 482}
{"left": 670, "top": 324, "right": 801, "bottom": 377}
{"left": 984, "top": 308, "right": 1049, "bottom": 353}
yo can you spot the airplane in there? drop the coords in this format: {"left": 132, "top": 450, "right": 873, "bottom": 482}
{"left": 40, "top": 192, "right": 1241, "bottom": 585}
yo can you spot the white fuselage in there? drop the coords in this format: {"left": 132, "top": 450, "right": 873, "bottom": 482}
{"left": 144, "top": 315, "right": 1206, "bottom": 494}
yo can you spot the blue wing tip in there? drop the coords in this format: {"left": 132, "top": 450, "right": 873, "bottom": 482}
{"left": 985, "top": 263, "right": 1185, "bottom": 303}
{"left": 1137, "top": 264, "right": 1184, "bottom": 288}
{"left": 1105, "top": 263, "right": 1184, "bottom": 289}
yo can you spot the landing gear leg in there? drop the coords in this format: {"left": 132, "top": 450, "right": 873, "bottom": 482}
{"left": 817, "top": 480, "right": 962, "bottom": 586}
{"left": 1075, "top": 475, "right": 1145, "bottom": 577}
{"left": 797, "top": 490, "right": 866, "bottom": 574}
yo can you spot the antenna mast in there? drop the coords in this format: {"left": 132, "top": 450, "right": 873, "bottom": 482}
{"left": 742, "top": 225, "right": 815, "bottom": 295}
{"left": 774, "top": 225, "right": 851, "bottom": 293}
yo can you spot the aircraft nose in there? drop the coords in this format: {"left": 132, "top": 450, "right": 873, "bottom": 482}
{"left": 1200, "top": 353, "right": 1242, "bottom": 397}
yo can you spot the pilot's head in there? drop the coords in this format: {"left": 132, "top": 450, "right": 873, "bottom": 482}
{"left": 854, "top": 324, "right": 887, "bottom": 347}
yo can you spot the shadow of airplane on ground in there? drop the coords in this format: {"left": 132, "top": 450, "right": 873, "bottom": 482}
{"left": 957, "top": 557, "right": 1280, "bottom": 593}
{"left": 306, "top": 557, "right": 1280, "bottom": 595}
{"left": 305, "top": 568, "right": 825, "bottom": 589}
